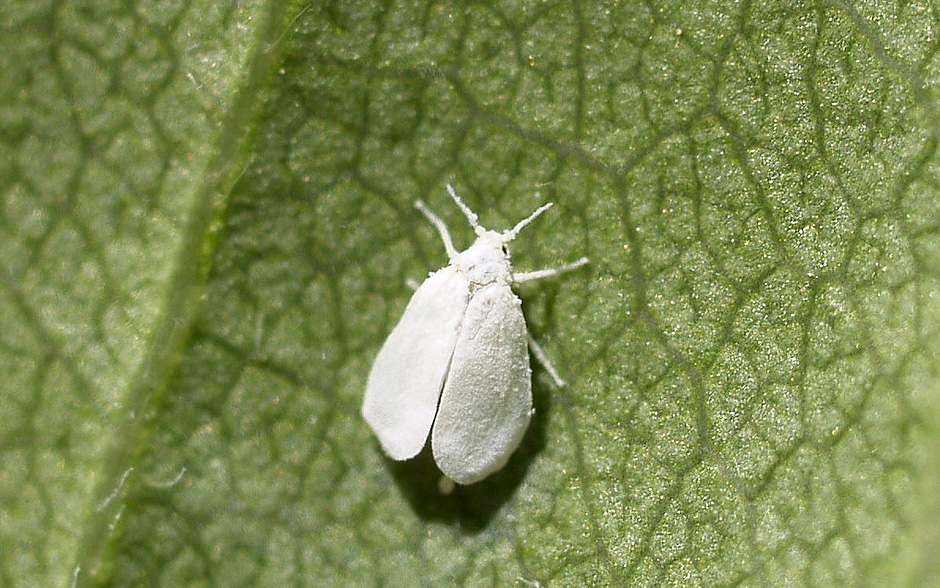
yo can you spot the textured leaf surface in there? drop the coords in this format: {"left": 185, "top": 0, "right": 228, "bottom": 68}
{"left": 2, "top": 1, "right": 939, "bottom": 587}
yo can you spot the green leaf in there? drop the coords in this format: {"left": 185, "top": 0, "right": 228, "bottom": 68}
{"left": 2, "top": 1, "right": 939, "bottom": 587}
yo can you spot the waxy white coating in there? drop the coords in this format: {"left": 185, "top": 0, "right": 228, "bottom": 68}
{"left": 362, "top": 185, "right": 587, "bottom": 485}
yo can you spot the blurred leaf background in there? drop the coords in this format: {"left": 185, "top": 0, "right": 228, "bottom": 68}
{"left": 1, "top": 0, "right": 939, "bottom": 586}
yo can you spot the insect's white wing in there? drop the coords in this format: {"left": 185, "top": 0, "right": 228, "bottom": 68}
{"left": 431, "top": 283, "right": 532, "bottom": 484}
{"left": 362, "top": 267, "right": 470, "bottom": 460}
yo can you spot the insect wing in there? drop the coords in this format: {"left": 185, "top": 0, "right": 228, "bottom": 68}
{"left": 431, "top": 283, "right": 532, "bottom": 484}
{"left": 362, "top": 267, "right": 470, "bottom": 460}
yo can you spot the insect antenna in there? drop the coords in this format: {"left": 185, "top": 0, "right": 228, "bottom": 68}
{"left": 503, "top": 202, "right": 553, "bottom": 241}
{"left": 445, "top": 184, "right": 483, "bottom": 234}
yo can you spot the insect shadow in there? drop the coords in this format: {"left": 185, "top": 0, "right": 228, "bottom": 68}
{"left": 387, "top": 368, "right": 553, "bottom": 531}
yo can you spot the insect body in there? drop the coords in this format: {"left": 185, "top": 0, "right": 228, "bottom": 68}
{"left": 362, "top": 185, "right": 588, "bottom": 485}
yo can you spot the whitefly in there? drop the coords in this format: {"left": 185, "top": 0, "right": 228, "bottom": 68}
{"left": 362, "top": 184, "right": 588, "bottom": 485}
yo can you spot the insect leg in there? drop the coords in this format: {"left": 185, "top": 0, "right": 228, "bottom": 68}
{"left": 513, "top": 257, "right": 589, "bottom": 283}
{"left": 415, "top": 200, "right": 459, "bottom": 258}
{"left": 527, "top": 334, "right": 566, "bottom": 388}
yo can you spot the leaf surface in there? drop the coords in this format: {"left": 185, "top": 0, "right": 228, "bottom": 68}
{"left": 1, "top": 1, "right": 939, "bottom": 587}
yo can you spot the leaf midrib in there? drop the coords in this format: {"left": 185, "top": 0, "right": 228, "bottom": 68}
{"left": 69, "top": 2, "right": 293, "bottom": 586}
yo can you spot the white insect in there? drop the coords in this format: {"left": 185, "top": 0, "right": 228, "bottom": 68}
{"left": 362, "top": 185, "right": 588, "bottom": 485}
